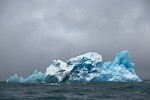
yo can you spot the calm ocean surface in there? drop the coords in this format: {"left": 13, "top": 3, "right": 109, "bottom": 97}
{"left": 0, "top": 81, "right": 150, "bottom": 100}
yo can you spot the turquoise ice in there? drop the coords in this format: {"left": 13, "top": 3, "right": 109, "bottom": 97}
{"left": 7, "top": 70, "right": 44, "bottom": 83}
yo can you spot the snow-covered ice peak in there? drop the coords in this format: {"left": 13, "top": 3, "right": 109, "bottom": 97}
{"left": 67, "top": 52, "right": 102, "bottom": 66}
{"left": 69, "top": 52, "right": 102, "bottom": 62}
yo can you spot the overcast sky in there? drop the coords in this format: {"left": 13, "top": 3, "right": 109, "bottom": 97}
{"left": 0, "top": 0, "right": 150, "bottom": 81}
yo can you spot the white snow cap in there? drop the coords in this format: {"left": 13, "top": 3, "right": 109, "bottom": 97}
{"left": 69, "top": 52, "right": 102, "bottom": 63}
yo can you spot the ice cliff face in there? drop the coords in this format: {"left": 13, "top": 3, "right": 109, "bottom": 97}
{"left": 6, "top": 50, "right": 142, "bottom": 83}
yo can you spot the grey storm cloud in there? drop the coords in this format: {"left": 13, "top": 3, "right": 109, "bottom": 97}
{"left": 0, "top": 0, "right": 150, "bottom": 81}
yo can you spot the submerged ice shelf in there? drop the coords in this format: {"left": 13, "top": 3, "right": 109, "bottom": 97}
{"left": 7, "top": 50, "right": 142, "bottom": 83}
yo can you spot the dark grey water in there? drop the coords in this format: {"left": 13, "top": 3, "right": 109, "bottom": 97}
{"left": 0, "top": 81, "right": 150, "bottom": 100}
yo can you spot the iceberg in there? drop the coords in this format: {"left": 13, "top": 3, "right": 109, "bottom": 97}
{"left": 6, "top": 50, "right": 142, "bottom": 83}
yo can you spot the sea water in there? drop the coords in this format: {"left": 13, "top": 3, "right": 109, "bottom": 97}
{"left": 0, "top": 81, "right": 150, "bottom": 100}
